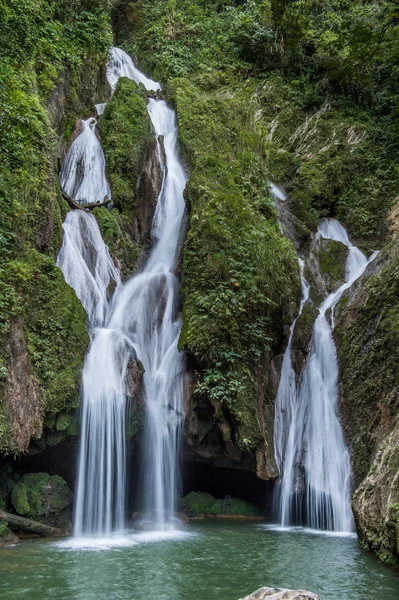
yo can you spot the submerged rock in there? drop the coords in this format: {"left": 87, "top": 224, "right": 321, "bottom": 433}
{"left": 0, "top": 521, "right": 19, "bottom": 546}
{"left": 239, "top": 588, "right": 320, "bottom": 600}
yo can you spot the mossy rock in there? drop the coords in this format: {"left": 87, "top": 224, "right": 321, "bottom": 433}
{"left": 11, "top": 472, "right": 73, "bottom": 529}
{"left": 0, "top": 520, "right": 19, "bottom": 545}
{"left": 291, "top": 301, "right": 319, "bottom": 374}
{"left": 92, "top": 207, "right": 141, "bottom": 280}
{"left": 317, "top": 239, "right": 348, "bottom": 293}
{"left": 182, "top": 491, "right": 263, "bottom": 517}
{"left": 99, "top": 77, "right": 152, "bottom": 213}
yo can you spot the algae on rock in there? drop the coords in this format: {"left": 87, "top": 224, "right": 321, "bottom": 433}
{"left": 11, "top": 472, "right": 73, "bottom": 530}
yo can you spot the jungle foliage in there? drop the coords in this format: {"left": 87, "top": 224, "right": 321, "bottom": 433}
{"left": 114, "top": 0, "right": 399, "bottom": 448}
{"left": 0, "top": 0, "right": 113, "bottom": 452}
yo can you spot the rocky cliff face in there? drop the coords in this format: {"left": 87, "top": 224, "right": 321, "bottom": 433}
{"left": 335, "top": 205, "right": 399, "bottom": 565}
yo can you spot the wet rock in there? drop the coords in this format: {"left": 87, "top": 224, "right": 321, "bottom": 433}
{"left": 5, "top": 319, "right": 41, "bottom": 453}
{"left": 352, "top": 423, "right": 399, "bottom": 566}
{"left": 0, "top": 521, "right": 19, "bottom": 546}
{"left": 317, "top": 238, "right": 348, "bottom": 293}
{"left": 239, "top": 588, "right": 320, "bottom": 600}
{"left": 291, "top": 301, "right": 318, "bottom": 375}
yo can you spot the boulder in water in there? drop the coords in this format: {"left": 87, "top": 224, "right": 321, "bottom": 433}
{"left": 0, "top": 521, "right": 20, "bottom": 546}
{"left": 239, "top": 588, "right": 320, "bottom": 600}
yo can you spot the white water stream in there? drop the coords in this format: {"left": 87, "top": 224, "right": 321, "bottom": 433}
{"left": 274, "top": 218, "right": 376, "bottom": 532}
{"left": 58, "top": 48, "right": 186, "bottom": 536}
{"left": 60, "top": 118, "right": 111, "bottom": 206}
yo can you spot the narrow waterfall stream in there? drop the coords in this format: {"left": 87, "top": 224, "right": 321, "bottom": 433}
{"left": 58, "top": 47, "right": 186, "bottom": 536}
{"left": 274, "top": 218, "right": 377, "bottom": 532}
{"left": 59, "top": 118, "right": 111, "bottom": 206}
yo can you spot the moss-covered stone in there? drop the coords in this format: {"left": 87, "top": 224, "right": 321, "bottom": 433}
{"left": 352, "top": 425, "right": 399, "bottom": 567}
{"left": 335, "top": 240, "right": 399, "bottom": 484}
{"left": 10, "top": 472, "right": 73, "bottom": 529}
{"left": 181, "top": 491, "right": 263, "bottom": 518}
{"left": 317, "top": 239, "right": 348, "bottom": 293}
{"left": 0, "top": 521, "right": 19, "bottom": 545}
{"left": 99, "top": 77, "right": 152, "bottom": 214}
{"left": 291, "top": 301, "right": 318, "bottom": 374}
{"left": 168, "top": 76, "right": 300, "bottom": 458}
{"left": 92, "top": 207, "right": 140, "bottom": 280}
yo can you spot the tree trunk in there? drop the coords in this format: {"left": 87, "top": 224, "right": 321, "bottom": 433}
{"left": 0, "top": 509, "right": 62, "bottom": 538}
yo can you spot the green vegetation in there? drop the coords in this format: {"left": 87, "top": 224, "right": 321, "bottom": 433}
{"left": 99, "top": 78, "right": 152, "bottom": 213}
{"left": 317, "top": 239, "right": 348, "bottom": 293}
{"left": 120, "top": 0, "right": 399, "bottom": 246}
{"left": 172, "top": 77, "right": 299, "bottom": 447}
{"left": 92, "top": 206, "right": 140, "bottom": 280}
{"left": 181, "top": 491, "right": 264, "bottom": 517}
{"left": 336, "top": 241, "right": 399, "bottom": 483}
{"left": 112, "top": 0, "right": 399, "bottom": 459}
{"left": 10, "top": 472, "right": 73, "bottom": 527}
{"left": 0, "top": 1, "right": 113, "bottom": 453}
{"left": 96, "top": 77, "right": 155, "bottom": 276}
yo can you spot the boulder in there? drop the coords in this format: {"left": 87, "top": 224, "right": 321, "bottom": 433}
{"left": 239, "top": 588, "right": 320, "bottom": 600}
{"left": 0, "top": 520, "right": 20, "bottom": 546}
{"left": 10, "top": 472, "right": 73, "bottom": 530}
{"left": 181, "top": 491, "right": 263, "bottom": 518}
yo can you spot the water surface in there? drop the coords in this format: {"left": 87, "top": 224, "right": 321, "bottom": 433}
{"left": 0, "top": 520, "right": 398, "bottom": 600}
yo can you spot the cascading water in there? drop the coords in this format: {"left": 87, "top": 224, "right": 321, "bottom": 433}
{"left": 274, "top": 218, "right": 376, "bottom": 532}
{"left": 106, "top": 47, "right": 161, "bottom": 92}
{"left": 60, "top": 117, "right": 111, "bottom": 206}
{"left": 273, "top": 260, "right": 309, "bottom": 504}
{"left": 58, "top": 47, "right": 186, "bottom": 536}
{"left": 106, "top": 49, "right": 187, "bottom": 529}
{"left": 57, "top": 211, "right": 120, "bottom": 326}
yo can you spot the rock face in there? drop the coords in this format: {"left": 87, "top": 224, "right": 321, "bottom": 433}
{"left": 239, "top": 587, "right": 320, "bottom": 600}
{"left": 335, "top": 207, "right": 399, "bottom": 565}
{"left": 352, "top": 424, "right": 399, "bottom": 565}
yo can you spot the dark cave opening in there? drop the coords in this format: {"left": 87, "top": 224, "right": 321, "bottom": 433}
{"left": 181, "top": 460, "right": 275, "bottom": 517}
{"left": 13, "top": 439, "right": 276, "bottom": 520}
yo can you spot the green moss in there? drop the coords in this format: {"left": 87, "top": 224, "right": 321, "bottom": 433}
{"left": 55, "top": 410, "right": 73, "bottom": 432}
{"left": 181, "top": 491, "right": 263, "bottom": 517}
{"left": 92, "top": 207, "right": 140, "bottom": 279}
{"left": 0, "top": 1, "right": 113, "bottom": 454}
{"left": 168, "top": 76, "right": 299, "bottom": 447}
{"left": 318, "top": 239, "right": 348, "bottom": 293}
{"left": 99, "top": 78, "right": 152, "bottom": 213}
{"left": 126, "top": 406, "right": 145, "bottom": 439}
{"left": 336, "top": 243, "right": 399, "bottom": 481}
{"left": 10, "top": 472, "right": 73, "bottom": 525}
{"left": 0, "top": 520, "right": 8, "bottom": 536}
{"left": 11, "top": 481, "right": 31, "bottom": 516}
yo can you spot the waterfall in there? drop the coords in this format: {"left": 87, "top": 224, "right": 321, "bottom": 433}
{"left": 274, "top": 218, "right": 376, "bottom": 532}
{"left": 60, "top": 118, "right": 111, "bottom": 206}
{"left": 57, "top": 211, "right": 120, "bottom": 327}
{"left": 106, "top": 47, "right": 161, "bottom": 92}
{"left": 106, "top": 49, "right": 187, "bottom": 529}
{"left": 58, "top": 47, "right": 186, "bottom": 536}
{"left": 274, "top": 259, "right": 309, "bottom": 485}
